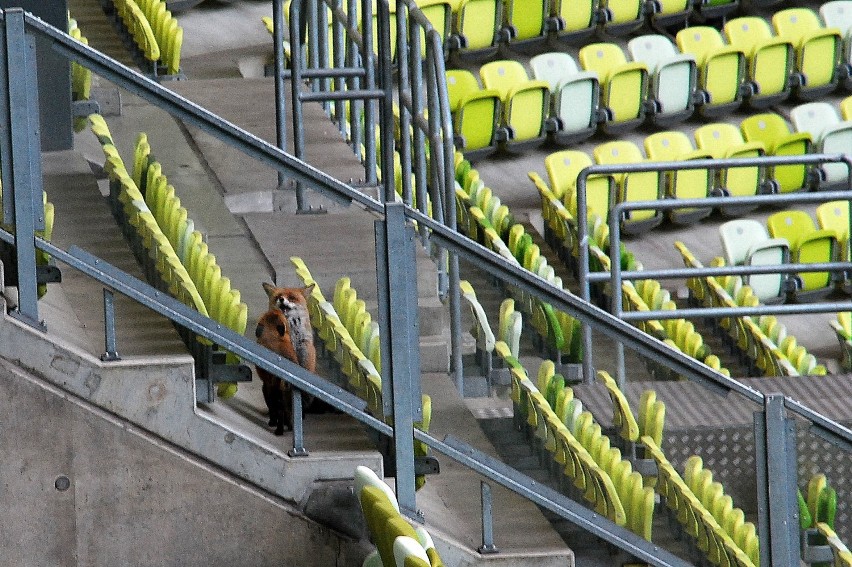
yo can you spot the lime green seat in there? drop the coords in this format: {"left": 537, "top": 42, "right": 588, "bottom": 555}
{"left": 723, "top": 17, "right": 794, "bottom": 107}
{"left": 447, "top": 0, "right": 501, "bottom": 59}
{"left": 676, "top": 27, "right": 746, "bottom": 118}
{"left": 579, "top": 43, "right": 649, "bottom": 134}
{"left": 593, "top": 140, "right": 663, "bottom": 235}
{"left": 740, "top": 113, "right": 813, "bottom": 193}
{"left": 693, "top": 123, "right": 766, "bottom": 215}
{"left": 644, "top": 131, "right": 713, "bottom": 225}
{"left": 445, "top": 69, "right": 501, "bottom": 157}
{"left": 816, "top": 200, "right": 852, "bottom": 260}
{"left": 479, "top": 60, "right": 549, "bottom": 150}
{"left": 529, "top": 52, "right": 599, "bottom": 144}
{"left": 820, "top": 1, "right": 852, "bottom": 87}
{"left": 501, "top": 0, "right": 548, "bottom": 49}
{"left": 601, "top": 0, "right": 644, "bottom": 36}
{"left": 773, "top": 8, "right": 843, "bottom": 99}
{"left": 545, "top": 150, "right": 614, "bottom": 224}
{"left": 549, "top": 0, "right": 597, "bottom": 44}
{"left": 767, "top": 210, "right": 837, "bottom": 296}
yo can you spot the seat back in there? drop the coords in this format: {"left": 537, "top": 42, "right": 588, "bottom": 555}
{"left": 553, "top": 0, "right": 597, "bottom": 34}
{"left": 790, "top": 102, "right": 842, "bottom": 141}
{"left": 720, "top": 219, "right": 770, "bottom": 265}
{"left": 675, "top": 27, "right": 743, "bottom": 107}
{"left": 455, "top": 0, "right": 501, "bottom": 51}
{"left": 479, "top": 60, "right": 527, "bottom": 99}
{"left": 644, "top": 131, "right": 712, "bottom": 214}
{"left": 644, "top": 130, "right": 696, "bottom": 160}
{"left": 594, "top": 141, "right": 661, "bottom": 223}
{"left": 767, "top": 210, "right": 834, "bottom": 290}
{"left": 529, "top": 52, "right": 581, "bottom": 91}
{"left": 724, "top": 17, "right": 774, "bottom": 52}
{"left": 676, "top": 26, "right": 727, "bottom": 61}
{"left": 741, "top": 113, "right": 810, "bottom": 192}
{"left": 503, "top": 0, "right": 547, "bottom": 41}
{"left": 816, "top": 200, "right": 851, "bottom": 252}
{"left": 530, "top": 52, "right": 598, "bottom": 133}
{"left": 446, "top": 69, "right": 481, "bottom": 111}
{"left": 720, "top": 219, "right": 788, "bottom": 301}
{"left": 580, "top": 43, "right": 647, "bottom": 123}
{"left": 545, "top": 150, "right": 612, "bottom": 222}
{"left": 628, "top": 35, "right": 695, "bottom": 115}
{"left": 842, "top": 95, "right": 852, "bottom": 120}
{"left": 820, "top": 1, "right": 852, "bottom": 38}
{"left": 694, "top": 122, "right": 746, "bottom": 153}
{"left": 627, "top": 34, "right": 680, "bottom": 71}
{"left": 579, "top": 42, "right": 630, "bottom": 76}
{"left": 773, "top": 8, "right": 841, "bottom": 88}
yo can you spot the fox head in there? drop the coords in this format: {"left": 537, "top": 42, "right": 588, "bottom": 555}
{"left": 262, "top": 282, "right": 315, "bottom": 315}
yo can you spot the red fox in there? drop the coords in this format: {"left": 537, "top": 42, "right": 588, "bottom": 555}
{"left": 262, "top": 283, "right": 316, "bottom": 372}
{"left": 255, "top": 283, "right": 317, "bottom": 435}
{"left": 255, "top": 308, "right": 300, "bottom": 435}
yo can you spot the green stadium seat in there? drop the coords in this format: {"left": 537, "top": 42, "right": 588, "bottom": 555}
{"left": 579, "top": 43, "right": 649, "bottom": 133}
{"left": 592, "top": 140, "right": 663, "bottom": 235}
{"left": 821, "top": 1, "right": 852, "bottom": 85}
{"left": 447, "top": 0, "right": 501, "bottom": 59}
{"left": 479, "top": 60, "right": 549, "bottom": 150}
{"left": 644, "top": 131, "right": 713, "bottom": 225}
{"left": 675, "top": 27, "right": 746, "bottom": 117}
{"left": 773, "top": 8, "right": 844, "bottom": 99}
{"left": 548, "top": 0, "right": 597, "bottom": 44}
{"left": 767, "top": 210, "right": 838, "bottom": 296}
{"left": 723, "top": 17, "right": 795, "bottom": 107}
{"left": 740, "top": 113, "right": 814, "bottom": 193}
{"left": 600, "top": 0, "right": 644, "bottom": 36}
{"left": 545, "top": 150, "right": 614, "bottom": 225}
{"left": 500, "top": 0, "right": 548, "bottom": 48}
{"left": 445, "top": 69, "right": 500, "bottom": 157}
{"left": 816, "top": 200, "right": 852, "bottom": 261}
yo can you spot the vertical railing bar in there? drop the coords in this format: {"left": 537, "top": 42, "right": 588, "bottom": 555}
{"left": 100, "top": 288, "right": 121, "bottom": 361}
{"left": 361, "top": 0, "right": 377, "bottom": 186}
{"left": 396, "top": 5, "right": 412, "bottom": 206}
{"left": 376, "top": 0, "right": 395, "bottom": 203}
{"left": 331, "top": 0, "right": 346, "bottom": 135}
{"left": 317, "top": 2, "right": 330, "bottom": 112}
{"left": 288, "top": 0, "right": 310, "bottom": 211}
{"left": 307, "top": 0, "right": 320, "bottom": 93}
{"left": 576, "top": 170, "right": 592, "bottom": 382}
{"left": 288, "top": 389, "right": 310, "bottom": 457}
{"left": 477, "top": 481, "right": 498, "bottom": 554}
{"left": 408, "top": 21, "right": 428, "bottom": 242}
{"left": 272, "top": 0, "right": 288, "bottom": 189}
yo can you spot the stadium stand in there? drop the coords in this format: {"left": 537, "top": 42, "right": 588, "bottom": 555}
{"left": 108, "top": 0, "right": 183, "bottom": 77}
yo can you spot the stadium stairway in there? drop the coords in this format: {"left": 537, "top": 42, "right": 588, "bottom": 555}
{"left": 0, "top": 38, "right": 575, "bottom": 564}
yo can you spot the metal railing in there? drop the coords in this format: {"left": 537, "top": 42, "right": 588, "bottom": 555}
{"left": 3, "top": 7, "right": 852, "bottom": 566}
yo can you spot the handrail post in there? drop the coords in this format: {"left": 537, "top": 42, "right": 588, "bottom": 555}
{"left": 755, "top": 393, "right": 800, "bottom": 567}
{"left": 272, "top": 0, "right": 287, "bottom": 189}
{"left": 100, "top": 288, "right": 121, "bottom": 361}
{"left": 0, "top": 9, "right": 44, "bottom": 331}
{"left": 477, "top": 481, "right": 498, "bottom": 554}
{"left": 576, "top": 170, "right": 592, "bottom": 383}
{"left": 609, "top": 206, "right": 626, "bottom": 388}
{"left": 376, "top": 202, "right": 421, "bottom": 515}
{"left": 288, "top": 389, "right": 309, "bottom": 457}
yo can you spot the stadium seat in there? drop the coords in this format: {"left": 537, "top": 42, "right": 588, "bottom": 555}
{"left": 643, "top": 131, "right": 713, "bottom": 225}
{"left": 627, "top": 35, "right": 698, "bottom": 127}
{"left": 719, "top": 219, "right": 789, "bottom": 303}
{"left": 579, "top": 43, "right": 649, "bottom": 133}
{"left": 675, "top": 27, "right": 746, "bottom": 118}
{"left": 544, "top": 150, "right": 614, "bottom": 224}
{"left": 445, "top": 69, "right": 501, "bottom": 157}
{"left": 460, "top": 280, "right": 495, "bottom": 379}
{"left": 816, "top": 200, "right": 852, "bottom": 261}
{"left": 447, "top": 0, "right": 501, "bottom": 59}
{"left": 772, "top": 8, "right": 844, "bottom": 99}
{"left": 592, "top": 141, "right": 663, "bottom": 235}
{"left": 843, "top": 95, "right": 852, "bottom": 120}
{"left": 830, "top": 311, "right": 852, "bottom": 370}
{"left": 820, "top": 1, "right": 852, "bottom": 87}
{"left": 529, "top": 52, "right": 600, "bottom": 144}
{"left": 693, "top": 123, "right": 768, "bottom": 215}
{"left": 548, "top": 0, "right": 598, "bottom": 44}
{"left": 600, "top": 0, "right": 644, "bottom": 35}
{"left": 723, "top": 17, "right": 794, "bottom": 107}
{"left": 740, "top": 113, "right": 814, "bottom": 193}
{"left": 479, "top": 60, "right": 550, "bottom": 150}
{"left": 500, "top": 0, "right": 548, "bottom": 49}
{"left": 767, "top": 210, "right": 838, "bottom": 296}
{"left": 693, "top": 0, "right": 738, "bottom": 24}
{"left": 789, "top": 102, "right": 852, "bottom": 186}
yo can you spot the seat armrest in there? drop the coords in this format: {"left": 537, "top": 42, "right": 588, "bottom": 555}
{"left": 768, "top": 132, "right": 811, "bottom": 153}
{"left": 605, "top": 62, "right": 648, "bottom": 83}
{"left": 792, "top": 27, "right": 843, "bottom": 49}
{"left": 654, "top": 53, "right": 697, "bottom": 75}
{"left": 793, "top": 228, "right": 838, "bottom": 251}
{"left": 746, "top": 238, "right": 790, "bottom": 261}
{"left": 725, "top": 140, "right": 765, "bottom": 157}
{"left": 555, "top": 71, "right": 599, "bottom": 91}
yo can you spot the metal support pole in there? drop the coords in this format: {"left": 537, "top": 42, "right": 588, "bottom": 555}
{"left": 100, "top": 288, "right": 121, "bottom": 361}
{"left": 375, "top": 202, "right": 422, "bottom": 515}
{"left": 360, "top": 0, "right": 377, "bottom": 186}
{"left": 288, "top": 0, "right": 309, "bottom": 211}
{"left": 376, "top": 0, "right": 395, "bottom": 204}
{"left": 272, "top": 0, "right": 287, "bottom": 188}
{"left": 1, "top": 9, "right": 44, "bottom": 330}
{"left": 477, "top": 481, "right": 498, "bottom": 554}
{"left": 576, "top": 173, "right": 593, "bottom": 383}
{"left": 288, "top": 388, "right": 309, "bottom": 457}
{"left": 754, "top": 393, "right": 800, "bottom": 567}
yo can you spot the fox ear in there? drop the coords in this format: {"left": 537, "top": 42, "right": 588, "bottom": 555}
{"left": 262, "top": 282, "right": 277, "bottom": 298}
{"left": 302, "top": 283, "right": 316, "bottom": 297}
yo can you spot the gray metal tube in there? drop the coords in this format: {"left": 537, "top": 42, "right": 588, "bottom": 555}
{"left": 272, "top": 0, "right": 287, "bottom": 188}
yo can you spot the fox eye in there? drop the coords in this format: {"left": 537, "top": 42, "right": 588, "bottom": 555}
{"left": 276, "top": 325, "right": 287, "bottom": 336}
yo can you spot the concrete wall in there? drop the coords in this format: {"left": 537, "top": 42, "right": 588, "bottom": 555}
{"left": 0, "top": 358, "right": 371, "bottom": 566}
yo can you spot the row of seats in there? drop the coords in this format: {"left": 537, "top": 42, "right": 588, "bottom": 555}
{"left": 674, "top": 240, "right": 827, "bottom": 377}
{"left": 106, "top": 0, "right": 183, "bottom": 76}
{"left": 799, "top": 473, "right": 852, "bottom": 566}
{"left": 68, "top": 16, "right": 93, "bottom": 133}
{"left": 643, "top": 437, "right": 758, "bottom": 566}
{"left": 455, "top": 156, "right": 584, "bottom": 364}
{"left": 90, "top": 115, "right": 249, "bottom": 396}
{"left": 596, "top": 370, "right": 665, "bottom": 458}
{"left": 622, "top": 279, "right": 732, "bottom": 378}
{"left": 0, "top": 181, "right": 55, "bottom": 299}
{"left": 355, "top": 466, "right": 445, "bottom": 567}
{"left": 504, "top": 355, "right": 655, "bottom": 541}
{"left": 290, "top": 257, "right": 433, "bottom": 489}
